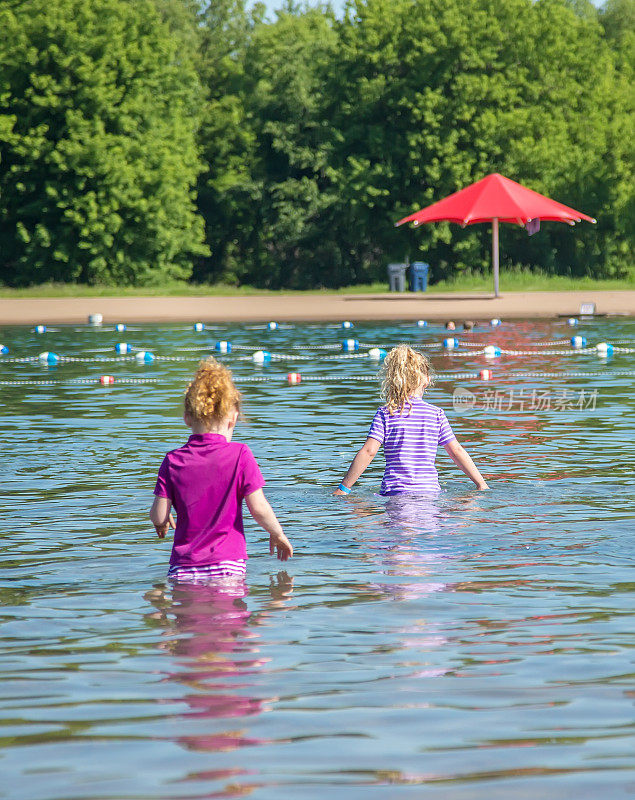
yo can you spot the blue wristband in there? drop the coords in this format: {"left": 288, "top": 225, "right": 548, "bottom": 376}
{"left": 338, "top": 483, "right": 351, "bottom": 494}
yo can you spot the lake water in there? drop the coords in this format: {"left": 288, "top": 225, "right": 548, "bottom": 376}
{"left": 1, "top": 317, "right": 633, "bottom": 799}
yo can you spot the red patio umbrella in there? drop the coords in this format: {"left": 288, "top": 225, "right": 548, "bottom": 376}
{"left": 395, "top": 173, "right": 596, "bottom": 297}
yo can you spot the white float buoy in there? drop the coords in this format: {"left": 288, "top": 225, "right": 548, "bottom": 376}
{"left": 596, "top": 342, "right": 613, "bottom": 357}
{"left": 368, "top": 348, "right": 387, "bottom": 361}
{"left": 417, "top": 320, "right": 428, "bottom": 327}
{"left": 39, "top": 351, "right": 60, "bottom": 365}
{"left": 215, "top": 341, "right": 231, "bottom": 353}
{"left": 88, "top": 313, "right": 103, "bottom": 327}
{"left": 115, "top": 323, "right": 126, "bottom": 333}
{"left": 115, "top": 342, "right": 131, "bottom": 354}
{"left": 100, "top": 375, "right": 115, "bottom": 385}
{"left": 252, "top": 350, "right": 271, "bottom": 364}
{"left": 267, "top": 322, "right": 278, "bottom": 331}
{"left": 287, "top": 372, "right": 302, "bottom": 385}
{"left": 35, "top": 325, "right": 47, "bottom": 334}
{"left": 571, "top": 336, "right": 587, "bottom": 349}
{"left": 342, "top": 339, "right": 359, "bottom": 352}
{"left": 443, "top": 337, "right": 459, "bottom": 350}
{"left": 567, "top": 317, "right": 579, "bottom": 327}
{"left": 479, "top": 369, "right": 493, "bottom": 380}
{"left": 341, "top": 321, "right": 354, "bottom": 329}
{"left": 484, "top": 345, "right": 502, "bottom": 358}
{"left": 135, "top": 351, "right": 155, "bottom": 363}
{"left": 490, "top": 318, "right": 501, "bottom": 327}
{"left": 194, "top": 322, "right": 205, "bottom": 332}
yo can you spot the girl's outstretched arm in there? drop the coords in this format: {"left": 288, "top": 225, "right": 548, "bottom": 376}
{"left": 444, "top": 439, "right": 489, "bottom": 490}
{"left": 150, "top": 496, "right": 176, "bottom": 538}
{"left": 334, "top": 437, "right": 381, "bottom": 495}
{"left": 245, "top": 488, "right": 293, "bottom": 561}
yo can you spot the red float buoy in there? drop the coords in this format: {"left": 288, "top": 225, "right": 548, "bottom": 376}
{"left": 100, "top": 375, "right": 115, "bottom": 385}
{"left": 479, "top": 369, "right": 493, "bottom": 381}
{"left": 287, "top": 372, "right": 301, "bottom": 385}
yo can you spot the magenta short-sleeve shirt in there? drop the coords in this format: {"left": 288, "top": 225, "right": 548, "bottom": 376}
{"left": 154, "top": 433, "right": 265, "bottom": 567}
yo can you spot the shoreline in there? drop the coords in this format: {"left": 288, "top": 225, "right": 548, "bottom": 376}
{"left": 1, "top": 290, "right": 634, "bottom": 325}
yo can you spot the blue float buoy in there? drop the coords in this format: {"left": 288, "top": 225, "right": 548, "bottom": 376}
{"left": 39, "top": 351, "right": 60, "bottom": 365}
{"left": 443, "top": 337, "right": 459, "bottom": 350}
{"left": 484, "top": 345, "right": 502, "bottom": 358}
{"left": 567, "top": 317, "right": 579, "bottom": 327}
{"left": 490, "top": 318, "right": 502, "bottom": 327}
{"left": 252, "top": 350, "right": 271, "bottom": 364}
{"left": 135, "top": 351, "right": 155, "bottom": 363}
{"left": 341, "top": 321, "right": 354, "bottom": 329}
{"left": 342, "top": 339, "right": 359, "bottom": 352}
{"left": 35, "top": 325, "right": 47, "bottom": 334}
{"left": 267, "top": 322, "right": 278, "bottom": 331}
{"left": 417, "top": 320, "right": 427, "bottom": 327}
{"left": 194, "top": 322, "right": 205, "bottom": 332}
{"left": 571, "top": 336, "right": 587, "bottom": 348}
{"left": 596, "top": 342, "right": 613, "bottom": 357}
{"left": 368, "top": 348, "right": 387, "bottom": 361}
{"left": 215, "top": 341, "right": 231, "bottom": 353}
{"left": 0, "top": 344, "right": 8, "bottom": 355}
{"left": 115, "top": 342, "right": 131, "bottom": 354}
{"left": 115, "top": 323, "right": 126, "bottom": 332}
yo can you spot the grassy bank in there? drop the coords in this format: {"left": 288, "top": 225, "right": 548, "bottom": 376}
{"left": 0, "top": 281, "right": 389, "bottom": 298}
{"left": 0, "top": 269, "right": 633, "bottom": 297}
{"left": 427, "top": 268, "right": 634, "bottom": 293}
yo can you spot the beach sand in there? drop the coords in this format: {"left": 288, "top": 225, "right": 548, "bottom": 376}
{"left": 1, "top": 290, "right": 633, "bottom": 325}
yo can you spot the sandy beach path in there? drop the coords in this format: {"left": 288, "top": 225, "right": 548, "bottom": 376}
{"left": 0, "top": 290, "right": 633, "bottom": 325}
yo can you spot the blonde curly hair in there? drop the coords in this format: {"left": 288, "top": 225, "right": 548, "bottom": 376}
{"left": 184, "top": 357, "right": 242, "bottom": 425}
{"left": 381, "top": 344, "right": 434, "bottom": 416}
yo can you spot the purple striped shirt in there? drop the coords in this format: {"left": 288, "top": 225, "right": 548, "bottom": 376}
{"left": 368, "top": 397, "right": 456, "bottom": 495}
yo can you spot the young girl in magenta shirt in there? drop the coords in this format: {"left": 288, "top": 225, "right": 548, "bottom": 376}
{"left": 335, "top": 345, "right": 489, "bottom": 496}
{"left": 150, "top": 358, "right": 293, "bottom": 582}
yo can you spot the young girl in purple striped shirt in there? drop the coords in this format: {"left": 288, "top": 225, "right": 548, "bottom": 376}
{"left": 335, "top": 345, "right": 489, "bottom": 496}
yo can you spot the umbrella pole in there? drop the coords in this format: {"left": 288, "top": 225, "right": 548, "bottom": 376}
{"left": 492, "top": 217, "right": 500, "bottom": 298}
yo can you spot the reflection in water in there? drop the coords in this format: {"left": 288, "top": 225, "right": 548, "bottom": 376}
{"left": 348, "top": 492, "right": 481, "bottom": 600}
{"left": 384, "top": 491, "right": 443, "bottom": 535}
{"left": 145, "top": 573, "right": 294, "bottom": 753}
{"left": 2, "top": 317, "right": 633, "bottom": 799}
{"left": 378, "top": 494, "right": 448, "bottom": 599}
{"left": 343, "top": 493, "right": 454, "bottom": 677}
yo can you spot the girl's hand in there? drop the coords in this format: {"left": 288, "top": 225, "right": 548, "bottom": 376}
{"left": 155, "top": 513, "right": 176, "bottom": 539}
{"left": 333, "top": 488, "right": 349, "bottom": 496}
{"left": 270, "top": 530, "right": 293, "bottom": 561}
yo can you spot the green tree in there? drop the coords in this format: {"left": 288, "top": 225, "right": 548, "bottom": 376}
{"left": 0, "top": 0, "right": 207, "bottom": 286}
{"left": 240, "top": 6, "right": 340, "bottom": 288}
{"left": 195, "top": 4, "right": 341, "bottom": 288}
{"left": 327, "top": 0, "right": 630, "bottom": 283}
{"left": 600, "top": 0, "right": 635, "bottom": 58}
{"left": 597, "top": 0, "right": 635, "bottom": 272}
{"left": 194, "top": 0, "right": 261, "bottom": 285}
{"left": 493, "top": 0, "right": 631, "bottom": 277}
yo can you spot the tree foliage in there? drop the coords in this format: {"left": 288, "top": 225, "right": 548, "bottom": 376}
{"left": 0, "top": 0, "right": 207, "bottom": 285}
{"left": 197, "top": 0, "right": 633, "bottom": 287}
{"left": 0, "top": 0, "right": 632, "bottom": 287}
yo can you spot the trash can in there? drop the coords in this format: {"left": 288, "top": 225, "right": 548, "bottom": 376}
{"left": 387, "top": 263, "right": 407, "bottom": 292}
{"left": 409, "top": 261, "right": 429, "bottom": 292}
